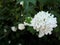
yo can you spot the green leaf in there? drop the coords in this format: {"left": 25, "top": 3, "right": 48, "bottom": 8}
{"left": 16, "top": 0, "right": 36, "bottom": 13}
{"left": 25, "top": 17, "right": 32, "bottom": 23}
{"left": 27, "top": 26, "right": 36, "bottom": 35}
{"left": 17, "top": 0, "right": 36, "bottom": 5}
{"left": 38, "top": 0, "right": 48, "bottom": 4}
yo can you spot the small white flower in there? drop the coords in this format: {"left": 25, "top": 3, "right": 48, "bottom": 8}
{"left": 18, "top": 43, "right": 22, "bottom": 45}
{"left": 18, "top": 24, "right": 25, "bottom": 30}
{"left": 21, "top": 14, "right": 23, "bottom": 16}
{"left": 20, "top": 1, "right": 24, "bottom": 6}
{"left": 8, "top": 40, "right": 11, "bottom": 44}
{"left": 4, "top": 29, "right": 7, "bottom": 32}
{"left": 11, "top": 26, "right": 17, "bottom": 32}
{"left": 30, "top": 11, "right": 57, "bottom": 38}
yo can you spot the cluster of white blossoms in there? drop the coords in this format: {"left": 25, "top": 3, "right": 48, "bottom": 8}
{"left": 30, "top": 11, "right": 57, "bottom": 37}
{"left": 11, "top": 11, "right": 57, "bottom": 38}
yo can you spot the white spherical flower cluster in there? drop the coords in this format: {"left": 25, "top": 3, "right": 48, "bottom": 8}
{"left": 18, "top": 24, "right": 25, "bottom": 30}
{"left": 30, "top": 11, "right": 57, "bottom": 37}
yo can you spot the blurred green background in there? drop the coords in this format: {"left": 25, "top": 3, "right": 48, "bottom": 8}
{"left": 0, "top": 0, "right": 60, "bottom": 45}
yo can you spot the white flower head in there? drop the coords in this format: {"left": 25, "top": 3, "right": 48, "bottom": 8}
{"left": 20, "top": 1, "right": 24, "bottom": 6}
{"left": 30, "top": 11, "right": 57, "bottom": 38}
{"left": 18, "top": 23, "right": 25, "bottom": 30}
{"left": 11, "top": 26, "right": 17, "bottom": 32}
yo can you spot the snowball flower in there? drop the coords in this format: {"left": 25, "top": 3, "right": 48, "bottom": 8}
{"left": 11, "top": 26, "right": 17, "bottom": 32}
{"left": 30, "top": 11, "right": 57, "bottom": 37}
{"left": 18, "top": 24, "right": 25, "bottom": 30}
